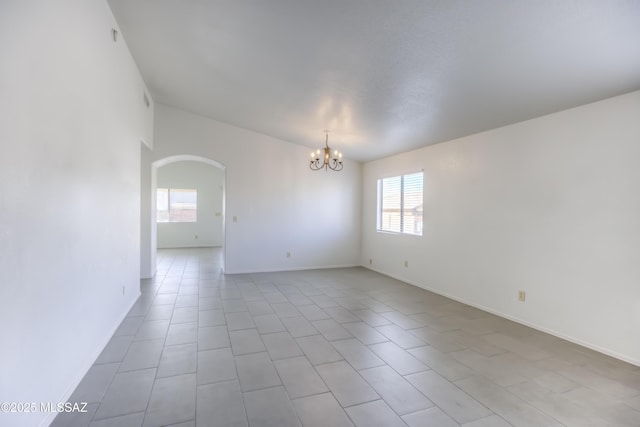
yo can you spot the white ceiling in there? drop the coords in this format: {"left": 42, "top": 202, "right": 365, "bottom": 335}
{"left": 107, "top": 0, "right": 640, "bottom": 162}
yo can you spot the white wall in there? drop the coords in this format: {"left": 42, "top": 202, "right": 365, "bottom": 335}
{"left": 141, "top": 142, "right": 154, "bottom": 278}
{"left": 153, "top": 104, "right": 362, "bottom": 273}
{"left": 157, "top": 161, "right": 225, "bottom": 248}
{"left": 0, "top": 1, "right": 154, "bottom": 426}
{"left": 362, "top": 91, "right": 640, "bottom": 365}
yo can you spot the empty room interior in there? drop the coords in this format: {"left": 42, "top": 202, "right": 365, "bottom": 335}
{"left": 2, "top": 1, "right": 640, "bottom": 426}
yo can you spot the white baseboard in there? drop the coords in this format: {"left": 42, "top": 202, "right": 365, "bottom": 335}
{"left": 157, "top": 244, "right": 222, "bottom": 249}
{"left": 364, "top": 265, "right": 640, "bottom": 368}
{"left": 140, "top": 268, "right": 156, "bottom": 280}
{"left": 39, "top": 292, "right": 141, "bottom": 427}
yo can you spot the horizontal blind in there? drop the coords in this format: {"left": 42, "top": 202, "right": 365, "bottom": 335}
{"left": 380, "top": 176, "right": 401, "bottom": 233}
{"left": 377, "top": 172, "right": 423, "bottom": 235}
{"left": 402, "top": 172, "right": 423, "bottom": 235}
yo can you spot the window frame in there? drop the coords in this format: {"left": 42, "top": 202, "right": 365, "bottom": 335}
{"left": 156, "top": 188, "right": 198, "bottom": 223}
{"left": 376, "top": 171, "right": 423, "bottom": 236}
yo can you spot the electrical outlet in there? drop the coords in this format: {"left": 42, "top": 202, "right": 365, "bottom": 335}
{"left": 404, "top": 260, "right": 408, "bottom": 268}
{"left": 233, "top": 216, "right": 238, "bottom": 222}
{"left": 518, "top": 290, "right": 526, "bottom": 301}
{"left": 286, "top": 252, "right": 291, "bottom": 258}
{"left": 195, "top": 235, "right": 198, "bottom": 239}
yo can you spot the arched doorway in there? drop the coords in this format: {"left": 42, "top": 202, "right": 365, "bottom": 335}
{"left": 141, "top": 155, "right": 226, "bottom": 277}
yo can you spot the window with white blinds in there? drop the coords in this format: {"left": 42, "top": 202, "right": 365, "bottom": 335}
{"left": 157, "top": 188, "right": 198, "bottom": 223}
{"left": 377, "top": 172, "right": 423, "bottom": 235}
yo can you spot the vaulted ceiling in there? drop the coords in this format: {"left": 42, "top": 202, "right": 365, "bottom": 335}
{"left": 108, "top": 0, "right": 640, "bottom": 162}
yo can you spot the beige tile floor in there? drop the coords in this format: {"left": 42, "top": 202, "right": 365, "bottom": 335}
{"left": 52, "top": 247, "right": 640, "bottom": 426}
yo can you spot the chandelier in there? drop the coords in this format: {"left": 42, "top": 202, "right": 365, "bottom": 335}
{"left": 310, "top": 132, "right": 343, "bottom": 171}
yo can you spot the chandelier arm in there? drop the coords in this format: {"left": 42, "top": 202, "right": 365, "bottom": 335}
{"left": 328, "top": 159, "right": 343, "bottom": 171}
{"left": 310, "top": 159, "right": 323, "bottom": 170}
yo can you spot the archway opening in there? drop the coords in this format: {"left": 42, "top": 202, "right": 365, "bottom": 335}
{"left": 142, "top": 155, "right": 227, "bottom": 278}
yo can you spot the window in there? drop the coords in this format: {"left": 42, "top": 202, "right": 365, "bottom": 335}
{"left": 157, "top": 188, "right": 197, "bottom": 222}
{"left": 377, "top": 172, "right": 423, "bottom": 235}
